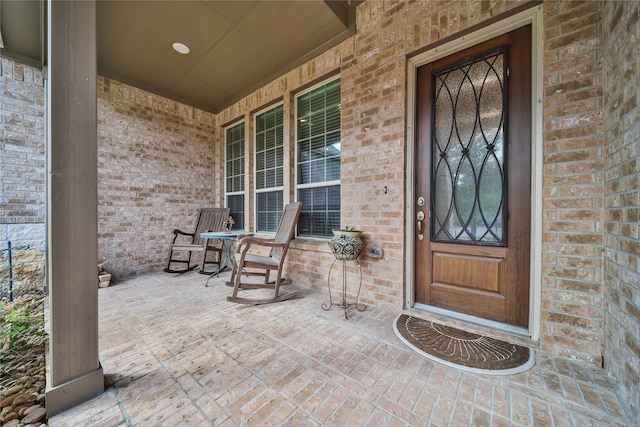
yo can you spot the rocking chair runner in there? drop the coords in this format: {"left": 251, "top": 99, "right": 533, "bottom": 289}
{"left": 165, "top": 207, "right": 230, "bottom": 274}
{"left": 226, "top": 202, "right": 302, "bottom": 304}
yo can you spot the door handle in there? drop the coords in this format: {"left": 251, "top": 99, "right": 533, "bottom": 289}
{"left": 417, "top": 211, "right": 425, "bottom": 233}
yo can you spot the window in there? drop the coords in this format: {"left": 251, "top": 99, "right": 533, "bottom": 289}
{"left": 255, "top": 105, "right": 284, "bottom": 232}
{"left": 225, "top": 122, "right": 244, "bottom": 229}
{"left": 296, "top": 78, "right": 341, "bottom": 238}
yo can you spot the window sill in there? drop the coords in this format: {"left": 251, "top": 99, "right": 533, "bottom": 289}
{"left": 290, "top": 236, "right": 332, "bottom": 253}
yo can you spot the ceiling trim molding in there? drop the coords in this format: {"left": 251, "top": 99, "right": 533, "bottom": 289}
{"left": 215, "top": 28, "right": 355, "bottom": 114}
{"left": 214, "top": 1, "right": 360, "bottom": 113}
{"left": 0, "top": 0, "right": 46, "bottom": 70}
{"left": 323, "top": 0, "right": 350, "bottom": 26}
{"left": 98, "top": 69, "right": 219, "bottom": 115}
{"left": 0, "top": 48, "right": 43, "bottom": 70}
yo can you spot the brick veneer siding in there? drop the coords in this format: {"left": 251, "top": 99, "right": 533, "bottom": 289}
{"left": 0, "top": 58, "right": 46, "bottom": 296}
{"left": 215, "top": 0, "right": 615, "bottom": 365}
{"left": 540, "top": 1, "right": 605, "bottom": 362}
{"left": 97, "top": 77, "right": 219, "bottom": 279}
{"left": 603, "top": 0, "right": 640, "bottom": 419}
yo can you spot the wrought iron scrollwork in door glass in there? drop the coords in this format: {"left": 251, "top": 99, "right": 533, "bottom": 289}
{"left": 431, "top": 48, "right": 507, "bottom": 245}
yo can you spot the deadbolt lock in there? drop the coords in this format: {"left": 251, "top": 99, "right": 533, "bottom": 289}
{"left": 417, "top": 196, "right": 425, "bottom": 206}
{"left": 417, "top": 211, "right": 425, "bottom": 221}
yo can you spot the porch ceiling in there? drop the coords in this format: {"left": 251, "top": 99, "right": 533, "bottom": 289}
{"left": 0, "top": 0, "right": 358, "bottom": 113}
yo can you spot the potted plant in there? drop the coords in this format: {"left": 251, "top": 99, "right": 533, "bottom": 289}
{"left": 329, "top": 226, "right": 364, "bottom": 260}
{"left": 98, "top": 262, "right": 111, "bottom": 288}
{"left": 224, "top": 216, "right": 235, "bottom": 232}
{"left": 331, "top": 226, "right": 362, "bottom": 238}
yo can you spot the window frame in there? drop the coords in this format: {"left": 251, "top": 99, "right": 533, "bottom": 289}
{"left": 224, "top": 120, "right": 245, "bottom": 230}
{"left": 294, "top": 76, "right": 342, "bottom": 239}
{"left": 253, "top": 103, "right": 284, "bottom": 234}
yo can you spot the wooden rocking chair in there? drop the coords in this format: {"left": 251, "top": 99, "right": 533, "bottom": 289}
{"left": 226, "top": 202, "right": 302, "bottom": 304}
{"left": 165, "top": 207, "right": 230, "bottom": 274}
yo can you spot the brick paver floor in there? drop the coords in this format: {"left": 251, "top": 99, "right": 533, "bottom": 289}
{"left": 49, "top": 272, "right": 634, "bottom": 426}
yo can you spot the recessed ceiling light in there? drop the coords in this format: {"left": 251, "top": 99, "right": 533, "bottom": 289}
{"left": 172, "top": 42, "right": 190, "bottom": 55}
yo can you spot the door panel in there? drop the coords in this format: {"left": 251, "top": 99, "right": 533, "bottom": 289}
{"left": 429, "top": 283, "right": 505, "bottom": 320}
{"left": 415, "top": 25, "right": 531, "bottom": 327}
{"left": 432, "top": 252, "right": 503, "bottom": 292}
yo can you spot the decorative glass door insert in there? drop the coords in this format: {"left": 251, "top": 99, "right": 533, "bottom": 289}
{"left": 431, "top": 48, "right": 507, "bottom": 245}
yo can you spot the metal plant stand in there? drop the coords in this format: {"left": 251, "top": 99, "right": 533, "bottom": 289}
{"left": 323, "top": 258, "right": 366, "bottom": 319}
{"left": 323, "top": 233, "right": 366, "bottom": 319}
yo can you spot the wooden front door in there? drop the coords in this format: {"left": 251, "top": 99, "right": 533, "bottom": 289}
{"left": 415, "top": 26, "right": 532, "bottom": 327}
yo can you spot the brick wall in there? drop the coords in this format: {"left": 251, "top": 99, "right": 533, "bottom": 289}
{"left": 214, "top": 0, "right": 613, "bottom": 365}
{"left": 97, "top": 77, "right": 219, "bottom": 279}
{"left": 0, "top": 58, "right": 46, "bottom": 297}
{"left": 217, "top": 1, "right": 544, "bottom": 313}
{"left": 540, "top": 1, "right": 605, "bottom": 363}
{"left": 603, "top": 0, "right": 640, "bottom": 419}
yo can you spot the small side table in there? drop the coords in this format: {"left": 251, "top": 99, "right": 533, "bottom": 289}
{"left": 200, "top": 231, "right": 253, "bottom": 287}
{"left": 323, "top": 234, "right": 366, "bottom": 319}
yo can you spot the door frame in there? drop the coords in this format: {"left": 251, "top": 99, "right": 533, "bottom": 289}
{"left": 405, "top": 5, "right": 544, "bottom": 340}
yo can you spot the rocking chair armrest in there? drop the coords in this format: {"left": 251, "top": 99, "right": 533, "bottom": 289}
{"left": 170, "top": 228, "right": 195, "bottom": 244}
{"left": 173, "top": 228, "right": 195, "bottom": 237}
{"left": 238, "top": 236, "right": 287, "bottom": 247}
{"left": 235, "top": 236, "right": 286, "bottom": 253}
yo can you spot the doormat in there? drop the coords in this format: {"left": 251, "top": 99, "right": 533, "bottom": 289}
{"left": 393, "top": 314, "right": 535, "bottom": 375}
